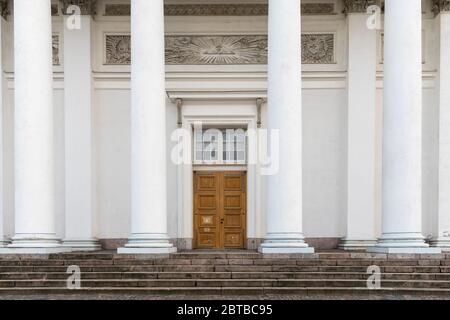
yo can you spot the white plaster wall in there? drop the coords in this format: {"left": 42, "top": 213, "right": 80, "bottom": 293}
{"left": 303, "top": 88, "right": 347, "bottom": 238}
{"left": 422, "top": 87, "right": 439, "bottom": 239}
{"left": 166, "top": 99, "right": 179, "bottom": 239}
{"left": 94, "top": 89, "right": 130, "bottom": 239}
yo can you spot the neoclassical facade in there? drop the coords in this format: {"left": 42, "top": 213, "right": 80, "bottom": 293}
{"left": 0, "top": 0, "right": 448, "bottom": 254}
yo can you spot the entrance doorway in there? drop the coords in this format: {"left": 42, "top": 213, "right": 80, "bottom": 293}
{"left": 193, "top": 171, "right": 247, "bottom": 249}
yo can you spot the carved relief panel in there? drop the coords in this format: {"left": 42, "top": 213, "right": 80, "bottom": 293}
{"left": 104, "top": 33, "right": 335, "bottom": 65}
{"left": 52, "top": 34, "right": 60, "bottom": 66}
{"left": 165, "top": 35, "right": 268, "bottom": 65}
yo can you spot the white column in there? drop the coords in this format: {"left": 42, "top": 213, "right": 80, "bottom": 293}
{"left": 4, "top": 0, "right": 67, "bottom": 253}
{"left": 61, "top": 10, "right": 100, "bottom": 251}
{"left": 368, "top": 0, "right": 439, "bottom": 253}
{"left": 118, "top": 0, "right": 176, "bottom": 254}
{"left": 340, "top": 5, "right": 377, "bottom": 250}
{"left": 259, "top": 0, "right": 313, "bottom": 254}
{"left": 431, "top": 7, "right": 450, "bottom": 249}
{"left": 0, "top": 11, "right": 7, "bottom": 247}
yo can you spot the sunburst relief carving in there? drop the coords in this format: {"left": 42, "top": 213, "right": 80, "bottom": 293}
{"left": 165, "top": 36, "right": 268, "bottom": 65}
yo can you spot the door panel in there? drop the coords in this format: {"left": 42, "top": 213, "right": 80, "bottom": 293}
{"left": 193, "top": 171, "right": 246, "bottom": 249}
{"left": 193, "top": 173, "right": 220, "bottom": 248}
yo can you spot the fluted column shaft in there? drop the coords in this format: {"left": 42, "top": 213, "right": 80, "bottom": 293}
{"left": 369, "top": 0, "right": 440, "bottom": 253}
{"left": 118, "top": 0, "right": 176, "bottom": 254}
{"left": 7, "top": 0, "right": 65, "bottom": 252}
{"left": 259, "top": 0, "right": 313, "bottom": 254}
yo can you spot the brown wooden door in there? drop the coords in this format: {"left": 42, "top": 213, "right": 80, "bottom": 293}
{"left": 193, "top": 171, "right": 246, "bottom": 249}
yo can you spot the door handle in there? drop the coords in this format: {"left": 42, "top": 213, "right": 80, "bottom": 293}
{"left": 220, "top": 218, "right": 224, "bottom": 224}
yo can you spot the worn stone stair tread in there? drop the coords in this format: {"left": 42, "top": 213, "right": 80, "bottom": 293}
{"left": 2, "top": 286, "right": 450, "bottom": 297}
{"left": 4, "top": 278, "right": 450, "bottom": 289}
{"left": 3, "top": 271, "right": 450, "bottom": 277}
{"left": 2, "top": 260, "right": 450, "bottom": 268}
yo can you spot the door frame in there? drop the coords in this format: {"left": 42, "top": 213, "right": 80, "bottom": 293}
{"left": 177, "top": 116, "right": 259, "bottom": 250}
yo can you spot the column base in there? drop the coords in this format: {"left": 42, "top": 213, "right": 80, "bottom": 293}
{"left": 117, "top": 233, "right": 177, "bottom": 254}
{"left": 339, "top": 238, "right": 377, "bottom": 250}
{"left": 0, "top": 247, "right": 72, "bottom": 254}
{"left": 8, "top": 234, "right": 62, "bottom": 248}
{"left": 62, "top": 238, "right": 102, "bottom": 252}
{"left": 367, "top": 247, "right": 442, "bottom": 254}
{"left": 258, "top": 233, "right": 314, "bottom": 254}
{"left": 0, "top": 239, "right": 10, "bottom": 248}
{"left": 430, "top": 237, "right": 450, "bottom": 251}
{"left": 367, "top": 232, "right": 441, "bottom": 254}
{"left": 0, "top": 234, "right": 71, "bottom": 254}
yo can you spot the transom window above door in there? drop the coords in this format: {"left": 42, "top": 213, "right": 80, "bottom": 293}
{"left": 194, "top": 128, "right": 247, "bottom": 165}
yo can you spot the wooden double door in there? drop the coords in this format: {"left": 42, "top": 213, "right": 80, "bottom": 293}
{"left": 193, "top": 171, "right": 246, "bottom": 249}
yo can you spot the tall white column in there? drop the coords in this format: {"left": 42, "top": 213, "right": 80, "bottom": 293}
{"left": 431, "top": 4, "right": 450, "bottom": 249}
{"left": 0, "top": 9, "right": 7, "bottom": 247}
{"left": 369, "top": 0, "right": 439, "bottom": 253}
{"left": 340, "top": 2, "right": 377, "bottom": 250}
{"left": 61, "top": 4, "right": 100, "bottom": 251}
{"left": 4, "top": 0, "right": 67, "bottom": 253}
{"left": 118, "top": 0, "right": 176, "bottom": 254}
{"left": 259, "top": 0, "right": 313, "bottom": 254}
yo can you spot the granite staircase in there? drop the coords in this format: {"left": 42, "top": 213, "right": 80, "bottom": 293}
{"left": 1, "top": 251, "right": 450, "bottom": 299}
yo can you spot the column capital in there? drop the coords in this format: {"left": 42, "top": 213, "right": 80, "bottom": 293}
{"left": 0, "top": 0, "right": 9, "bottom": 20}
{"left": 343, "top": 0, "right": 383, "bottom": 14}
{"left": 60, "top": 0, "right": 96, "bottom": 16}
{"left": 432, "top": 0, "right": 450, "bottom": 16}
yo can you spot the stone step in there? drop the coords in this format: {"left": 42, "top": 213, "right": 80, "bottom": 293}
{"left": 2, "top": 264, "right": 450, "bottom": 273}
{"left": 2, "top": 278, "right": 450, "bottom": 289}
{"left": 3, "top": 271, "right": 450, "bottom": 281}
{"left": 2, "top": 252, "right": 450, "bottom": 261}
{"left": 2, "top": 286, "right": 450, "bottom": 298}
{"left": 1, "top": 258, "right": 450, "bottom": 268}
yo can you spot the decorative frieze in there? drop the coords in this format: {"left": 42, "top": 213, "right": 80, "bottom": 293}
{"left": 432, "top": 0, "right": 450, "bottom": 15}
{"left": 0, "top": 0, "right": 8, "bottom": 19}
{"left": 103, "top": 3, "right": 335, "bottom": 16}
{"left": 165, "top": 35, "right": 268, "bottom": 65}
{"left": 105, "top": 34, "right": 335, "bottom": 65}
{"left": 302, "top": 3, "right": 335, "bottom": 15}
{"left": 302, "top": 34, "right": 335, "bottom": 64}
{"left": 164, "top": 4, "right": 268, "bottom": 16}
{"left": 343, "top": 0, "right": 382, "bottom": 14}
{"left": 105, "top": 35, "right": 131, "bottom": 65}
{"left": 52, "top": 35, "right": 60, "bottom": 66}
{"left": 60, "top": 0, "right": 97, "bottom": 16}
{"left": 104, "top": 3, "right": 130, "bottom": 16}
{"left": 51, "top": 3, "right": 59, "bottom": 16}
